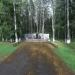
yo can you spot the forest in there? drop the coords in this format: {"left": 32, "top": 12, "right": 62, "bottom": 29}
{"left": 0, "top": 0, "right": 75, "bottom": 43}
{"left": 0, "top": 0, "right": 75, "bottom": 75}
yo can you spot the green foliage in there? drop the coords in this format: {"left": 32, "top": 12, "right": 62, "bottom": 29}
{"left": 0, "top": 0, "right": 75, "bottom": 41}
{"left": 54, "top": 0, "right": 75, "bottom": 40}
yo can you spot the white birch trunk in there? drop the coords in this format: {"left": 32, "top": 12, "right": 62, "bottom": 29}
{"left": 52, "top": 0, "right": 55, "bottom": 42}
{"left": 28, "top": 0, "right": 33, "bottom": 33}
{"left": 52, "top": 14, "right": 55, "bottom": 42}
{"left": 41, "top": 0, "right": 45, "bottom": 33}
{"left": 36, "top": 10, "right": 38, "bottom": 33}
{"left": 66, "top": 0, "right": 71, "bottom": 44}
{"left": 34, "top": 1, "right": 38, "bottom": 33}
{"left": 13, "top": 1, "right": 18, "bottom": 43}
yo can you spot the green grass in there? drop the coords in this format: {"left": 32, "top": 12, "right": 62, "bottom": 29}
{"left": 0, "top": 42, "right": 17, "bottom": 61}
{"left": 67, "top": 42, "right": 75, "bottom": 49}
{"left": 53, "top": 41, "right": 75, "bottom": 72}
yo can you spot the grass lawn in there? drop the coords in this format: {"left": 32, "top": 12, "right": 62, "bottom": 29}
{"left": 0, "top": 42, "right": 17, "bottom": 61}
{"left": 53, "top": 41, "right": 75, "bottom": 72}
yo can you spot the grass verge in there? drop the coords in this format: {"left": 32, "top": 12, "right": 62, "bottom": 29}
{"left": 0, "top": 42, "right": 17, "bottom": 61}
{"left": 53, "top": 41, "right": 75, "bottom": 72}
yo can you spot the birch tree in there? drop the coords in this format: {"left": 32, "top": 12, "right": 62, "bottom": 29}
{"left": 51, "top": 0, "right": 56, "bottom": 42}
{"left": 41, "top": 0, "right": 45, "bottom": 33}
{"left": 13, "top": 0, "right": 18, "bottom": 43}
{"left": 66, "top": 0, "right": 71, "bottom": 44}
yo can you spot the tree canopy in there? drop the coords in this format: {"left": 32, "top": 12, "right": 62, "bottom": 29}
{"left": 0, "top": 0, "right": 75, "bottom": 43}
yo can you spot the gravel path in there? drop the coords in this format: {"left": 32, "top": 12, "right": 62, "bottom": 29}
{"left": 0, "top": 42, "right": 74, "bottom": 75}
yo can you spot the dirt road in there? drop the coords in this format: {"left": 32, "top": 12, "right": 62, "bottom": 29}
{"left": 0, "top": 42, "right": 74, "bottom": 75}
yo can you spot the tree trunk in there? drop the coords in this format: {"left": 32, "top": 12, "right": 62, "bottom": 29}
{"left": 66, "top": 0, "right": 71, "bottom": 44}
{"left": 13, "top": 1, "right": 18, "bottom": 43}
{"left": 52, "top": 0, "right": 55, "bottom": 42}
{"left": 42, "top": 0, "right": 45, "bottom": 33}
{"left": 52, "top": 14, "right": 55, "bottom": 42}
{"left": 36, "top": 10, "right": 38, "bottom": 33}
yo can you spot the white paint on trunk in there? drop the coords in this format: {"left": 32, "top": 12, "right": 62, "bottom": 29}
{"left": 15, "top": 33, "right": 18, "bottom": 43}
{"left": 19, "top": 38, "right": 21, "bottom": 42}
{"left": 53, "top": 37, "right": 55, "bottom": 42}
{"left": 66, "top": 39, "right": 71, "bottom": 44}
{"left": 2, "top": 38, "right": 4, "bottom": 42}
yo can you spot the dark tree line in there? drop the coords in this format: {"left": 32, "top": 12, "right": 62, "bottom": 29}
{"left": 0, "top": 0, "right": 75, "bottom": 43}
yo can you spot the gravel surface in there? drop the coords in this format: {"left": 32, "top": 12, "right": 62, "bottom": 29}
{"left": 0, "top": 42, "right": 74, "bottom": 75}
